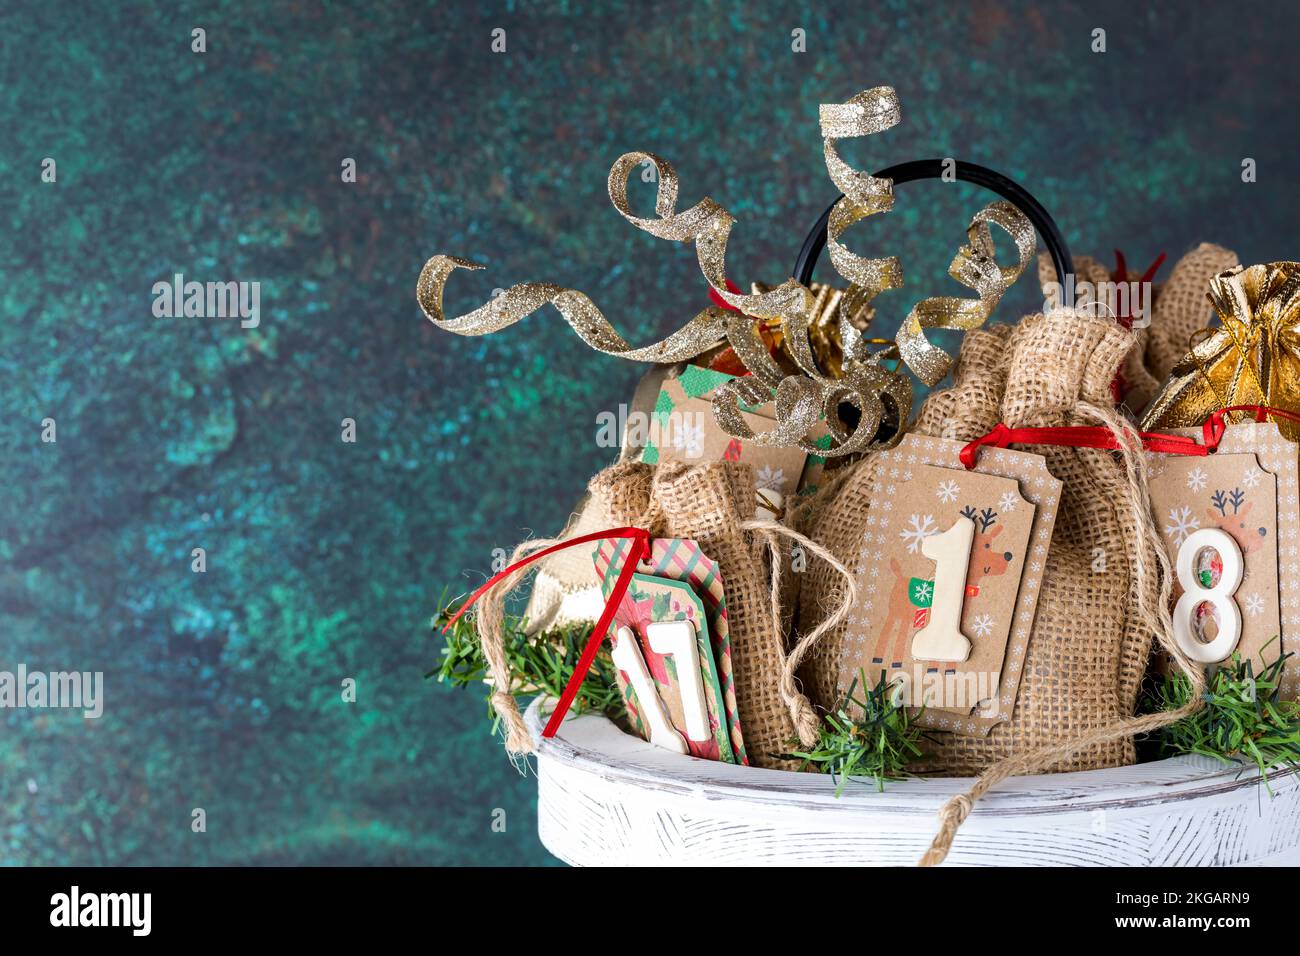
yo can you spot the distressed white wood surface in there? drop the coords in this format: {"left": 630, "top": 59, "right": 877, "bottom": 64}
{"left": 525, "top": 699, "right": 1300, "bottom": 866}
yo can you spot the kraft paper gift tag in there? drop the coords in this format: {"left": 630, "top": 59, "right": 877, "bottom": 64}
{"left": 598, "top": 571, "right": 736, "bottom": 763}
{"left": 836, "top": 434, "right": 1061, "bottom": 735}
{"left": 640, "top": 364, "right": 832, "bottom": 500}
{"left": 1148, "top": 421, "right": 1300, "bottom": 695}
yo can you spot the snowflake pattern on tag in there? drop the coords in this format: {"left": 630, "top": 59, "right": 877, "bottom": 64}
{"left": 1151, "top": 422, "right": 1300, "bottom": 697}
{"left": 818, "top": 434, "right": 1062, "bottom": 736}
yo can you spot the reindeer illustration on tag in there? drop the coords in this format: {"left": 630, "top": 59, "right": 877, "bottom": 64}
{"left": 841, "top": 441, "right": 1057, "bottom": 728}
{"left": 1149, "top": 444, "right": 1288, "bottom": 685}
{"left": 1186, "top": 487, "right": 1268, "bottom": 627}
{"left": 872, "top": 503, "right": 1014, "bottom": 671}
{"left": 1207, "top": 487, "right": 1267, "bottom": 556}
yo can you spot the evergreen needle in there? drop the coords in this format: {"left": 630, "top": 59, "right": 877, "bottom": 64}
{"left": 785, "top": 669, "right": 927, "bottom": 793}
{"left": 429, "top": 594, "right": 625, "bottom": 733}
{"left": 1143, "top": 643, "right": 1300, "bottom": 791}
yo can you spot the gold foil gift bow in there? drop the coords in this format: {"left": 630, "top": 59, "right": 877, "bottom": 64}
{"left": 704, "top": 281, "right": 876, "bottom": 380}
{"left": 417, "top": 86, "right": 1036, "bottom": 455}
{"left": 1142, "top": 261, "right": 1300, "bottom": 442}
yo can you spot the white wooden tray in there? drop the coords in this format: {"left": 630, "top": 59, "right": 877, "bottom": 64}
{"left": 525, "top": 698, "right": 1300, "bottom": 866}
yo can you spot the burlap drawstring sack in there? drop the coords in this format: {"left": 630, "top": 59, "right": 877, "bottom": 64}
{"left": 1036, "top": 243, "right": 1240, "bottom": 414}
{"left": 795, "top": 324, "right": 1015, "bottom": 711}
{"left": 473, "top": 458, "right": 855, "bottom": 771}
{"left": 520, "top": 487, "right": 615, "bottom": 636}
{"left": 795, "top": 309, "right": 1208, "bottom": 864}
{"left": 922, "top": 311, "right": 1158, "bottom": 773}
{"left": 521, "top": 365, "right": 679, "bottom": 634}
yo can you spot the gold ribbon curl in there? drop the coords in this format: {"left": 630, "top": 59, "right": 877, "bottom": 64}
{"left": 419, "top": 148, "right": 908, "bottom": 456}
{"left": 417, "top": 86, "right": 1038, "bottom": 454}
{"left": 820, "top": 87, "right": 1037, "bottom": 386}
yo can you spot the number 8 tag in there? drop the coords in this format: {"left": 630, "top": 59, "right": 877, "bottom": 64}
{"left": 1172, "top": 528, "right": 1244, "bottom": 664}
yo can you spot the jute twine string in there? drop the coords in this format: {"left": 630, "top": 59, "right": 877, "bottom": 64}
{"left": 743, "top": 518, "right": 858, "bottom": 748}
{"left": 472, "top": 480, "right": 671, "bottom": 760}
{"left": 918, "top": 401, "right": 1207, "bottom": 866}
{"left": 472, "top": 536, "right": 564, "bottom": 757}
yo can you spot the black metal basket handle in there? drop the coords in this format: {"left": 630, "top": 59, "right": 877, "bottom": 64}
{"left": 793, "top": 159, "right": 1072, "bottom": 287}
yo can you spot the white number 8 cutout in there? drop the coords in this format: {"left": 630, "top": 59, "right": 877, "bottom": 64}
{"left": 1173, "top": 527, "right": 1244, "bottom": 664}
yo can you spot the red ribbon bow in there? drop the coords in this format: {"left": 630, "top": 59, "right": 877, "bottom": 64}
{"left": 442, "top": 527, "right": 651, "bottom": 740}
{"left": 1110, "top": 249, "right": 1167, "bottom": 331}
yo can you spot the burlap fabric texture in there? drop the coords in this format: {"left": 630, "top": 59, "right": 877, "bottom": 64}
{"left": 798, "top": 308, "right": 1161, "bottom": 775}
{"left": 1035, "top": 243, "right": 1240, "bottom": 414}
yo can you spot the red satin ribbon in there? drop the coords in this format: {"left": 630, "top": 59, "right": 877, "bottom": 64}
{"left": 959, "top": 422, "right": 1211, "bottom": 469}
{"left": 442, "top": 527, "right": 651, "bottom": 739}
{"left": 1110, "top": 249, "right": 1166, "bottom": 332}
{"left": 1213, "top": 403, "right": 1300, "bottom": 429}
{"left": 959, "top": 404, "right": 1300, "bottom": 470}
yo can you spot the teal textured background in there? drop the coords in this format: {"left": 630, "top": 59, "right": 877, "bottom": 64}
{"left": 4, "top": 0, "right": 1300, "bottom": 864}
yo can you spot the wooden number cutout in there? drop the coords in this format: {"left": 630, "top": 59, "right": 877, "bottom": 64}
{"left": 646, "top": 620, "right": 711, "bottom": 742}
{"left": 1173, "top": 528, "right": 1244, "bottom": 664}
{"left": 910, "top": 515, "right": 975, "bottom": 663}
{"left": 611, "top": 626, "right": 686, "bottom": 754}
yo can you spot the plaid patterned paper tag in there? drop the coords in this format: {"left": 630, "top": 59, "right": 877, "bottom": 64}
{"left": 594, "top": 537, "right": 748, "bottom": 765}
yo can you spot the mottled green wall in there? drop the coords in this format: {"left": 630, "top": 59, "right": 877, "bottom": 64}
{"left": 3, "top": 0, "right": 1297, "bottom": 864}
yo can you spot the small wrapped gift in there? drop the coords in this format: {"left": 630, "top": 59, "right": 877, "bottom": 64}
{"left": 1143, "top": 261, "right": 1300, "bottom": 441}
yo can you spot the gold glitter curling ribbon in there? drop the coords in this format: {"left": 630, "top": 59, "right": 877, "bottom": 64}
{"left": 418, "top": 148, "right": 910, "bottom": 457}
{"left": 820, "top": 88, "right": 1037, "bottom": 385}
{"left": 1142, "top": 261, "right": 1300, "bottom": 441}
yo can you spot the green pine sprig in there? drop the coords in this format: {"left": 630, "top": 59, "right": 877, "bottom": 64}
{"left": 429, "top": 592, "right": 625, "bottom": 737}
{"left": 787, "top": 669, "right": 928, "bottom": 794}
{"left": 1143, "top": 643, "right": 1300, "bottom": 789}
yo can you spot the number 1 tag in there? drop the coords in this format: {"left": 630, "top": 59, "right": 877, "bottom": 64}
{"left": 911, "top": 515, "right": 976, "bottom": 663}
{"left": 825, "top": 435, "right": 1061, "bottom": 735}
